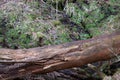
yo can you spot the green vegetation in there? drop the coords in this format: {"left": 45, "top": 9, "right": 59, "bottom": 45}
{"left": 0, "top": 0, "right": 120, "bottom": 49}
{"left": 0, "top": 1, "right": 72, "bottom": 48}
{"left": 65, "top": 0, "right": 120, "bottom": 36}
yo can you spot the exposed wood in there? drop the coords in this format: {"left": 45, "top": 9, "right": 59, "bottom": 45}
{"left": 0, "top": 31, "right": 120, "bottom": 79}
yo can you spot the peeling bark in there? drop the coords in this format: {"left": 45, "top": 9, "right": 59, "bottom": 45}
{"left": 0, "top": 31, "right": 120, "bottom": 79}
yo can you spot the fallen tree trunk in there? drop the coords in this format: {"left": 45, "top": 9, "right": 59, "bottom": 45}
{"left": 0, "top": 31, "right": 120, "bottom": 79}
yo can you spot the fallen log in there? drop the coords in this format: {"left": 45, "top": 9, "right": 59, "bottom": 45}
{"left": 0, "top": 31, "right": 120, "bottom": 79}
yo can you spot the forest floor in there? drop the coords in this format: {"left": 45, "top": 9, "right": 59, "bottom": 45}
{"left": 0, "top": 0, "right": 120, "bottom": 80}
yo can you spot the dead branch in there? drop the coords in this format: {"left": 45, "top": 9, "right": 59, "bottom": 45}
{"left": 0, "top": 31, "right": 120, "bottom": 79}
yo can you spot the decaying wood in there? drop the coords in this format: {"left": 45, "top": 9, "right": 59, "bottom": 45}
{"left": 0, "top": 31, "right": 120, "bottom": 79}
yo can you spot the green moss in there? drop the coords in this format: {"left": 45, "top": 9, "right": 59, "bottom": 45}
{"left": 52, "top": 20, "right": 61, "bottom": 26}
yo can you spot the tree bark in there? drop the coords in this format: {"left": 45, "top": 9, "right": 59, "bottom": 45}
{"left": 0, "top": 31, "right": 120, "bottom": 79}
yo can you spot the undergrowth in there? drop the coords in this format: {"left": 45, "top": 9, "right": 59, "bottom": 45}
{"left": 0, "top": 0, "right": 120, "bottom": 49}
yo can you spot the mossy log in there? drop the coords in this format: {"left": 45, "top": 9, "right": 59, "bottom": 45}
{"left": 0, "top": 31, "right": 120, "bottom": 79}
